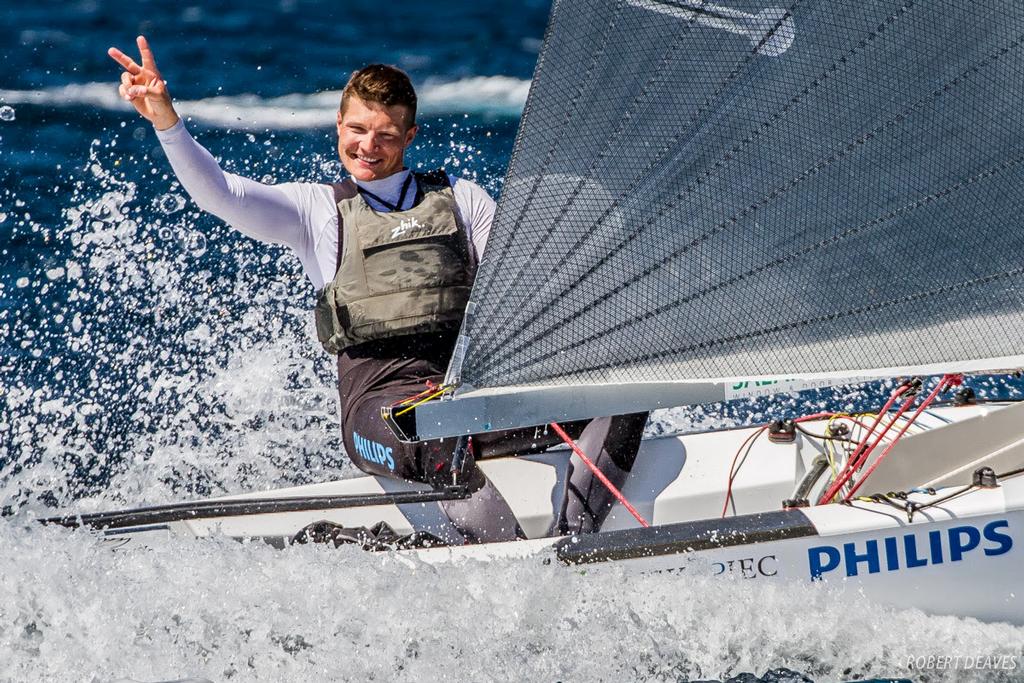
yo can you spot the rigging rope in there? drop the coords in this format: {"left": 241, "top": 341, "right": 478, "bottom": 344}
{"left": 722, "top": 425, "right": 768, "bottom": 518}
{"left": 842, "top": 374, "right": 962, "bottom": 501}
{"left": 722, "top": 412, "right": 832, "bottom": 516}
{"left": 817, "top": 380, "right": 919, "bottom": 504}
{"left": 850, "top": 462, "right": 1019, "bottom": 523}
{"left": 816, "top": 375, "right": 962, "bottom": 504}
{"left": 390, "top": 381, "right": 453, "bottom": 418}
{"left": 721, "top": 377, "right": 969, "bottom": 513}
{"left": 549, "top": 421, "right": 650, "bottom": 528}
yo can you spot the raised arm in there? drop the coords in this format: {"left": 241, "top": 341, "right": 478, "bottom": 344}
{"left": 107, "top": 36, "right": 329, "bottom": 254}
{"left": 153, "top": 122, "right": 317, "bottom": 248}
{"left": 108, "top": 36, "right": 179, "bottom": 131}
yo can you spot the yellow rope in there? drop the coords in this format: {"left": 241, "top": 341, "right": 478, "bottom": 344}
{"left": 824, "top": 413, "right": 843, "bottom": 477}
{"left": 393, "top": 385, "right": 452, "bottom": 417}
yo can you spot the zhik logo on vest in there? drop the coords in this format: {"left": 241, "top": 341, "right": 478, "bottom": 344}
{"left": 391, "top": 217, "right": 426, "bottom": 239}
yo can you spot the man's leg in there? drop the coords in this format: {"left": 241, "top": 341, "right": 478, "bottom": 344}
{"left": 551, "top": 412, "right": 649, "bottom": 535}
{"left": 342, "top": 392, "right": 525, "bottom": 543}
{"left": 338, "top": 353, "right": 524, "bottom": 543}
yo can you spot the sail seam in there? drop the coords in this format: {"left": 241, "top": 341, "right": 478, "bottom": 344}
{"left": 480, "top": 0, "right": 630, "bottom": 320}
{"left": 478, "top": 0, "right": 919, "bottom": 361}
{"left": 498, "top": 152, "right": 1024, "bottom": 375}
{"left": 486, "top": 25, "right": 1024, "bottom": 373}
{"left": 478, "top": 0, "right": 755, "bottom": 348}
{"left": 535, "top": 265, "right": 1024, "bottom": 381}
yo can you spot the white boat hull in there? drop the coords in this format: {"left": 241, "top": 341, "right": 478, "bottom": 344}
{"left": 70, "top": 402, "right": 1024, "bottom": 624}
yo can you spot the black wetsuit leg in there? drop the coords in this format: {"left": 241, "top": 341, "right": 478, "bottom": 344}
{"left": 337, "top": 334, "right": 525, "bottom": 543}
{"left": 551, "top": 412, "right": 650, "bottom": 535}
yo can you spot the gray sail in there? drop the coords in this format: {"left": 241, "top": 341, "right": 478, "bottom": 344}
{"left": 427, "top": 0, "right": 1024, "bottom": 436}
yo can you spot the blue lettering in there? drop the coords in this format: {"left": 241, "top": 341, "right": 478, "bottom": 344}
{"left": 948, "top": 525, "right": 981, "bottom": 562}
{"left": 843, "top": 539, "right": 880, "bottom": 577}
{"left": 807, "top": 520, "right": 1012, "bottom": 581}
{"left": 808, "top": 545, "right": 841, "bottom": 580}
{"left": 355, "top": 433, "right": 371, "bottom": 462}
{"left": 904, "top": 534, "right": 929, "bottom": 568}
{"left": 929, "top": 529, "right": 944, "bottom": 565}
{"left": 983, "top": 520, "right": 1013, "bottom": 556}
{"left": 883, "top": 536, "right": 900, "bottom": 571}
{"left": 351, "top": 431, "right": 395, "bottom": 470}
{"left": 376, "top": 442, "right": 392, "bottom": 469}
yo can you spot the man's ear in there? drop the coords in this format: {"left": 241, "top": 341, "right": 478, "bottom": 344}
{"left": 404, "top": 124, "right": 418, "bottom": 148}
{"left": 336, "top": 109, "right": 344, "bottom": 131}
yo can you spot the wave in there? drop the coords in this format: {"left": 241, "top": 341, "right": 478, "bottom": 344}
{"left": 4, "top": 517, "right": 1022, "bottom": 682}
{"left": 0, "top": 76, "right": 530, "bottom": 130}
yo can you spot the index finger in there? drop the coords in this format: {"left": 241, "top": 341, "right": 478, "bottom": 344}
{"left": 137, "top": 35, "right": 158, "bottom": 72}
{"left": 107, "top": 46, "right": 142, "bottom": 75}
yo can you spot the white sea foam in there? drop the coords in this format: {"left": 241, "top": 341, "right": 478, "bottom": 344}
{"left": 1, "top": 141, "right": 351, "bottom": 513}
{"left": 0, "top": 76, "right": 530, "bottom": 130}
{"left": 1, "top": 521, "right": 1021, "bottom": 682}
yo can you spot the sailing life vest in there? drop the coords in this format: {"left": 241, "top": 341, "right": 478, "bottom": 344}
{"left": 314, "top": 170, "right": 475, "bottom": 354}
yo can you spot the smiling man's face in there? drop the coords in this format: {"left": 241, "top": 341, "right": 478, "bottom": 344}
{"left": 337, "top": 95, "right": 417, "bottom": 182}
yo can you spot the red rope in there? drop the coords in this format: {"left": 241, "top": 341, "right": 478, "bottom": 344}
{"left": 817, "top": 381, "right": 917, "bottom": 504}
{"left": 721, "top": 412, "right": 832, "bottom": 518}
{"left": 389, "top": 380, "right": 438, "bottom": 408}
{"left": 842, "top": 374, "right": 962, "bottom": 501}
{"left": 549, "top": 421, "right": 650, "bottom": 528}
{"left": 793, "top": 412, "right": 837, "bottom": 424}
{"left": 722, "top": 425, "right": 768, "bottom": 517}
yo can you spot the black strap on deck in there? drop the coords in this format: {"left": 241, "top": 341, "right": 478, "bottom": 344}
{"left": 555, "top": 508, "right": 818, "bottom": 565}
{"left": 40, "top": 486, "right": 471, "bottom": 531}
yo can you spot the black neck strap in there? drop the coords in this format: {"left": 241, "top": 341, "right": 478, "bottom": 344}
{"left": 358, "top": 173, "right": 415, "bottom": 212}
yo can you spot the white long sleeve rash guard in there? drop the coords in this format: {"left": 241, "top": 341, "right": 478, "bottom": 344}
{"left": 155, "top": 120, "right": 496, "bottom": 290}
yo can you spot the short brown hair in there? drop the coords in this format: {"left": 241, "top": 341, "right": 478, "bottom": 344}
{"left": 340, "top": 64, "right": 417, "bottom": 128}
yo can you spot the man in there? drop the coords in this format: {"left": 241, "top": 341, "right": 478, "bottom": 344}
{"left": 108, "top": 36, "right": 646, "bottom": 543}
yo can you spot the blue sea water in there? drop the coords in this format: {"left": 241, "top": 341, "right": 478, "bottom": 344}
{"left": 2, "top": 2, "right": 1023, "bottom": 681}
{"left": 1, "top": 0, "right": 538, "bottom": 505}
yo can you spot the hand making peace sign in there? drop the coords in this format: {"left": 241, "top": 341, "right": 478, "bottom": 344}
{"left": 108, "top": 36, "right": 180, "bottom": 131}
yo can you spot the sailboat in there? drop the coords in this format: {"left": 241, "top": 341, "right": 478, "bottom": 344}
{"left": 45, "top": 0, "right": 1024, "bottom": 624}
